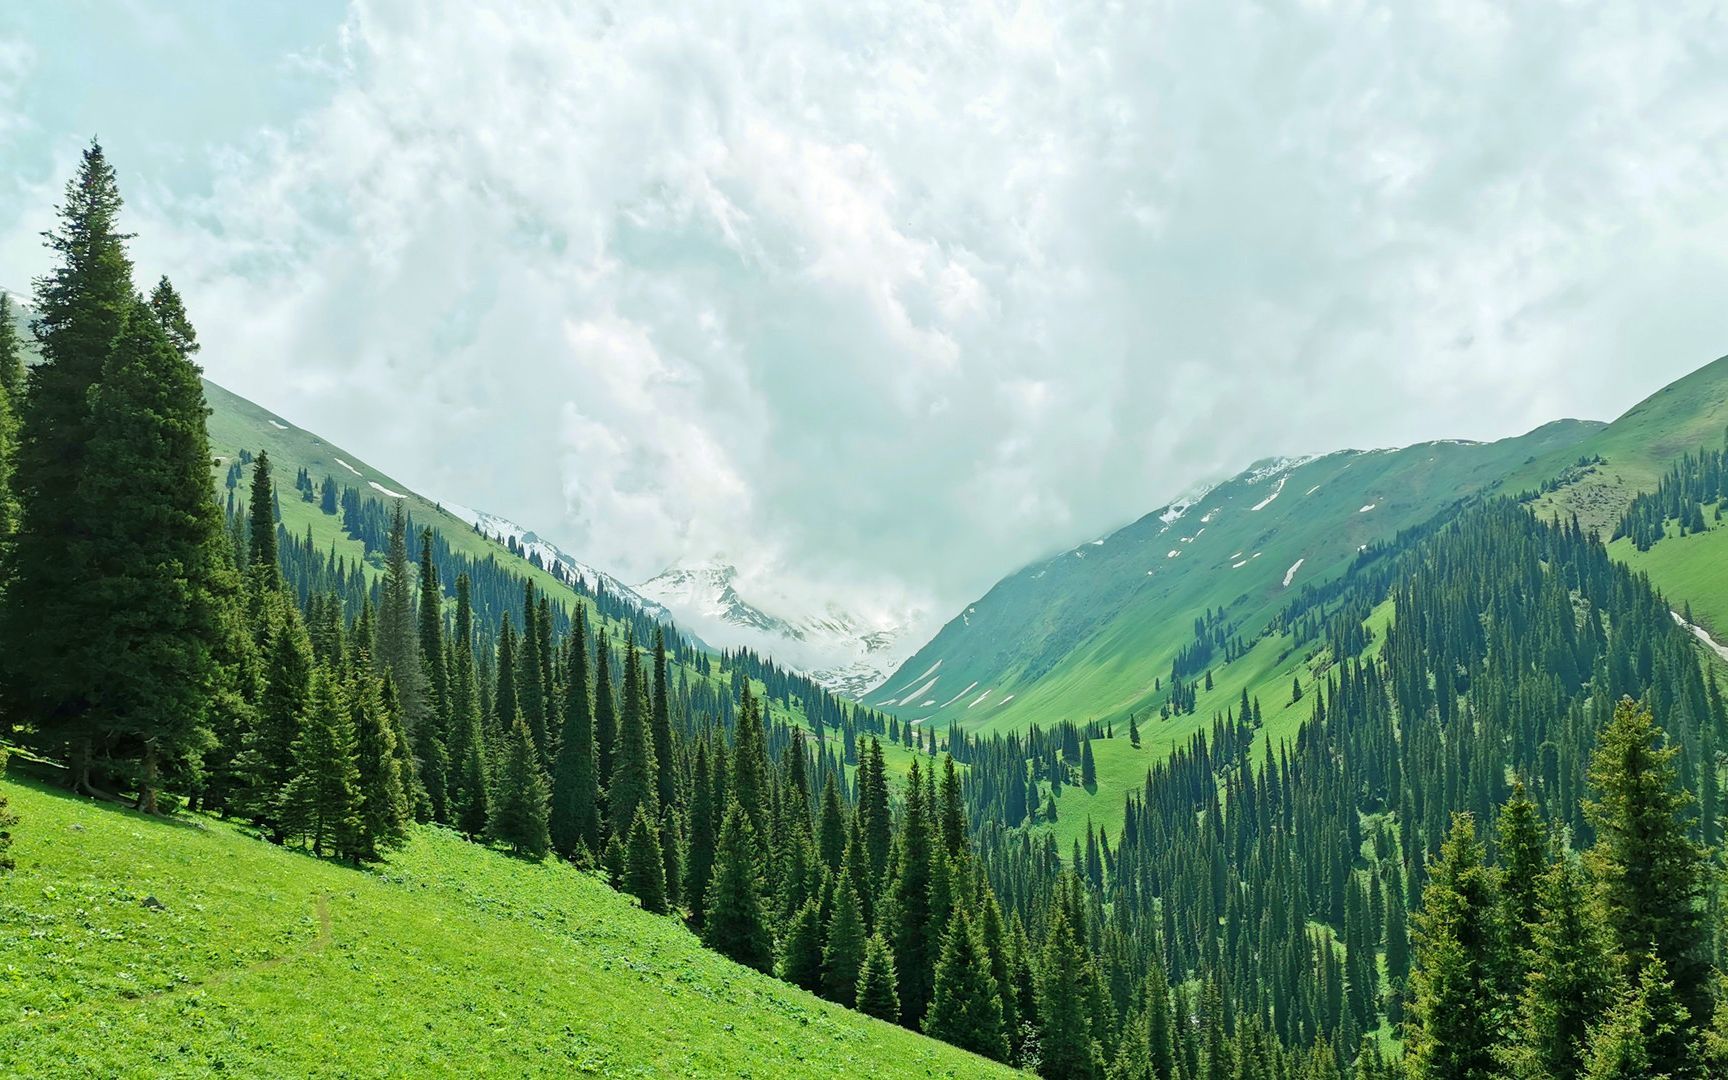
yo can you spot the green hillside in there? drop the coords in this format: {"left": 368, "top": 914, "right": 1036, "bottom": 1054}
{"left": 1502, "top": 354, "right": 1728, "bottom": 535}
{"left": 873, "top": 419, "right": 1599, "bottom": 736}
{"left": 0, "top": 772, "right": 1016, "bottom": 1078}
{"left": 203, "top": 377, "right": 600, "bottom": 622}
{"left": 1498, "top": 355, "right": 1728, "bottom": 642}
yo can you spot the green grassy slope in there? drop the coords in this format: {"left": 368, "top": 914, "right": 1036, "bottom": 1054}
{"left": 204, "top": 378, "right": 593, "bottom": 616}
{"left": 873, "top": 420, "right": 1600, "bottom": 738}
{"left": 1496, "top": 355, "right": 1728, "bottom": 641}
{"left": 1502, "top": 354, "right": 1728, "bottom": 535}
{"left": 0, "top": 774, "right": 1020, "bottom": 1078}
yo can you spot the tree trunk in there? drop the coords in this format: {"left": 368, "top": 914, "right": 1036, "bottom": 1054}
{"left": 137, "top": 742, "right": 160, "bottom": 815}
{"left": 69, "top": 735, "right": 93, "bottom": 795}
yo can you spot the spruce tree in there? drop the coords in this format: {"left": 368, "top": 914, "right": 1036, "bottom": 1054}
{"left": 702, "top": 799, "right": 772, "bottom": 973}
{"left": 777, "top": 898, "right": 826, "bottom": 992}
{"left": 350, "top": 670, "right": 411, "bottom": 859}
{"left": 659, "top": 806, "right": 684, "bottom": 910}
{"left": 1583, "top": 957, "right": 1695, "bottom": 1080}
{"left": 857, "top": 933, "right": 903, "bottom": 1022}
{"left": 1584, "top": 697, "right": 1713, "bottom": 1045}
{"left": 247, "top": 451, "right": 280, "bottom": 592}
{"left": 416, "top": 529, "right": 450, "bottom": 821}
{"left": 550, "top": 611, "right": 600, "bottom": 859}
{"left": 684, "top": 738, "right": 719, "bottom": 927}
{"left": 650, "top": 627, "right": 676, "bottom": 812}
{"left": 446, "top": 574, "right": 489, "bottom": 838}
{"left": 515, "top": 582, "right": 548, "bottom": 762}
{"left": 1511, "top": 855, "right": 1617, "bottom": 1080}
{"left": 76, "top": 297, "right": 236, "bottom": 812}
{"left": 1405, "top": 812, "right": 1511, "bottom": 1080}
{"left": 2, "top": 142, "right": 136, "bottom": 790}
{"left": 608, "top": 642, "right": 658, "bottom": 836}
{"left": 1496, "top": 779, "right": 1547, "bottom": 945}
{"left": 818, "top": 773, "right": 847, "bottom": 871}
{"left": 592, "top": 629, "right": 615, "bottom": 797}
{"left": 731, "top": 682, "right": 770, "bottom": 846}
{"left": 925, "top": 909, "right": 1010, "bottom": 1061}
{"left": 243, "top": 596, "right": 314, "bottom": 840}
{"left": 487, "top": 717, "right": 551, "bottom": 859}
{"left": 624, "top": 806, "right": 668, "bottom": 915}
{"left": 146, "top": 274, "right": 198, "bottom": 359}
{"left": 891, "top": 757, "right": 938, "bottom": 1025}
{"left": 1038, "top": 903, "right": 1096, "bottom": 1079}
{"left": 374, "top": 503, "right": 429, "bottom": 816}
{"left": 281, "top": 667, "right": 362, "bottom": 859}
{"left": 938, "top": 754, "right": 966, "bottom": 857}
{"left": 823, "top": 879, "right": 867, "bottom": 1005}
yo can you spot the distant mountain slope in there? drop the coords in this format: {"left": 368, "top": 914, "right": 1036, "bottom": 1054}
{"left": 1497, "top": 355, "right": 1728, "bottom": 646}
{"left": 1503, "top": 354, "right": 1728, "bottom": 534}
{"left": 0, "top": 776, "right": 1017, "bottom": 1079}
{"left": 637, "top": 560, "right": 916, "bottom": 699}
{"left": 875, "top": 419, "right": 1601, "bottom": 735}
{"left": 441, "top": 503, "right": 668, "bottom": 620}
{"left": 200, "top": 378, "right": 674, "bottom": 632}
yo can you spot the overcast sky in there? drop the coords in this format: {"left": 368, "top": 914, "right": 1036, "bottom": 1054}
{"left": 4, "top": 0, "right": 1728, "bottom": 635}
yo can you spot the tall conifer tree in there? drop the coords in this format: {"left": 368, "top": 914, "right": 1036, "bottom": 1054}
{"left": 3, "top": 142, "right": 136, "bottom": 789}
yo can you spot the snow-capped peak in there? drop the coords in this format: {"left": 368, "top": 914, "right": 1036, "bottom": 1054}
{"left": 637, "top": 559, "right": 920, "bottom": 699}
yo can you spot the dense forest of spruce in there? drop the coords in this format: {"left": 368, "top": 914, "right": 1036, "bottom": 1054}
{"left": 5, "top": 142, "right": 1728, "bottom": 1079}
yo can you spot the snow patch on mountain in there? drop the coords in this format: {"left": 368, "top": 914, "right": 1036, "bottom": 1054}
{"left": 1158, "top": 478, "right": 1218, "bottom": 527}
{"left": 638, "top": 559, "right": 920, "bottom": 699}
{"left": 1250, "top": 474, "right": 1288, "bottom": 511}
{"left": 443, "top": 503, "right": 670, "bottom": 621}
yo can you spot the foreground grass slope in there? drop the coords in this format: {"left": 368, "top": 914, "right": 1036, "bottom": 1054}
{"left": 0, "top": 775, "right": 1018, "bottom": 1078}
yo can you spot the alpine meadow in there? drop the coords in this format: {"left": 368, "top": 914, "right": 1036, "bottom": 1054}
{"left": 8, "top": 6, "right": 1728, "bottom": 1080}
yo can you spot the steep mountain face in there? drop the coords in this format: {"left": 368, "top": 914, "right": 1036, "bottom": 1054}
{"left": 875, "top": 419, "right": 1603, "bottom": 735}
{"left": 200, "top": 379, "right": 689, "bottom": 651}
{"left": 442, "top": 504, "right": 670, "bottom": 622}
{"left": 637, "top": 560, "right": 915, "bottom": 698}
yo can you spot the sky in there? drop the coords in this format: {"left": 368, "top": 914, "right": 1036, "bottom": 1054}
{"left": 4, "top": 0, "right": 1728, "bottom": 641}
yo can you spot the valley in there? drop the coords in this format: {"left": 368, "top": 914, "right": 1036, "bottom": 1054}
{"left": 6, "top": 132, "right": 1728, "bottom": 1080}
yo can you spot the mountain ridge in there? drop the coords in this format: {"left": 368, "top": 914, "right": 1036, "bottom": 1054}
{"left": 875, "top": 417, "right": 1605, "bottom": 734}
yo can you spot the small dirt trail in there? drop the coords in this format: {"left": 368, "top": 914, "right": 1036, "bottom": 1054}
{"left": 1672, "top": 610, "right": 1728, "bottom": 663}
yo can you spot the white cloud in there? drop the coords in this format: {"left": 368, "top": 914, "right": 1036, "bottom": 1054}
{"left": 7, "top": 0, "right": 1728, "bottom": 636}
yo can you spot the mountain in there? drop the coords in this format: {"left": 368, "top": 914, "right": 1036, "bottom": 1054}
{"left": 0, "top": 777, "right": 1016, "bottom": 1078}
{"left": 441, "top": 503, "right": 671, "bottom": 622}
{"left": 637, "top": 559, "right": 916, "bottom": 698}
{"left": 1502, "top": 354, "right": 1728, "bottom": 646}
{"left": 873, "top": 418, "right": 1603, "bottom": 735}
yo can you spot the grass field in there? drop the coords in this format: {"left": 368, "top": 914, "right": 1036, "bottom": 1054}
{"left": 0, "top": 772, "right": 1020, "bottom": 1079}
{"left": 1612, "top": 513, "right": 1728, "bottom": 641}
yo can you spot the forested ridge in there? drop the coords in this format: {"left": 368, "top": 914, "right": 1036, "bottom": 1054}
{"left": 5, "top": 143, "right": 1728, "bottom": 1080}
